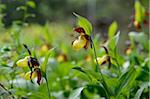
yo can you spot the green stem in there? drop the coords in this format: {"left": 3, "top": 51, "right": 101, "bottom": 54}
{"left": 91, "top": 39, "right": 110, "bottom": 99}
{"left": 45, "top": 75, "right": 51, "bottom": 99}
{"left": 0, "top": 83, "right": 15, "bottom": 99}
{"left": 92, "top": 41, "right": 99, "bottom": 72}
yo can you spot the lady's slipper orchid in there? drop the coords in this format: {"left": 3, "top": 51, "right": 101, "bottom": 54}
{"left": 57, "top": 53, "right": 68, "bottom": 62}
{"left": 96, "top": 46, "right": 111, "bottom": 68}
{"left": 72, "top": 27, "right": 92, "bottom": 50}
{"left": 19, "top": 68, "right": 42, "bottom": 85}
{"left": 85, "top": 55, "right": 92, "bottom": 62}
{"left": 97, "top": 55, "right": 109, "bottom": 65}
{"left": 129, "top": 1, "right": 149, "bottom": 30}
{"left": 96, "top": 55, "right": 111, "bottom": 68}
{"left": 16, "top": 44, "right": 42, "bottom": 85}
{"left": 40, "top": 43, "right": 51, "bottom": 55}
{"left": 126, "top": 47, "right": 132, "bottom": 55}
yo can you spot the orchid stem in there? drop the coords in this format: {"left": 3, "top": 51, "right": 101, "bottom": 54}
{"left": 45, "top": 75, "right": 51, "bottom": 99}
{"left": 0, "top": 83, "right": 15, "bottom": 99}
{"left": 91, "top": 38, "right": 110, "bottom": 99}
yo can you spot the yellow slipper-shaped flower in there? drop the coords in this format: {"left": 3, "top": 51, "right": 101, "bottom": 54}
{"left": 72, "top": 35, "right": 87, "bottom": 50}
{"left": 16, "top": 56, "right": 30, "bottom": 68}
{"left": 24, "top": 71, "right": 37, "bottom": 80}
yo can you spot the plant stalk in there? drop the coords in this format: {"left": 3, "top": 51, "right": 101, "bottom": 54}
{"left": 45, "top": 75, "right": 51, "bottom": 99}
{"left": 0, "top": 83, "right": 15, "bottom": 99}
{"left": 91, "top": 39, "right": 110, "bottom": 99}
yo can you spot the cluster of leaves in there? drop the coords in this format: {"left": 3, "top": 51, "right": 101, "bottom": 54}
{"left": 0, "top": 0, "right": 149, "bottom": 99}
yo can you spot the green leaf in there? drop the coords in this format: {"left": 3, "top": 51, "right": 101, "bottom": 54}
{"left": 108, "top": 31, "right": 120, "bottom": 51}
{"left": 115, "top": 66, "right": 139, "bottom": 96}
{"left": 73, "top": 12, "right": 92, "bottom": 35}
{"left": 108, "top": 21, "right": 118, "bottom": 39}
{"left": 134, "top": 82, "right": 150, "bottom": 99}
{"left": 72, "top": 67, "right": 86, "bottom": 73}
{"left": 69, "top": 87, "right": 84, "bottom": 99}
{"left": 72, "top": 67, "right": 111, "bottom": 97}
{"left": 72, "top": 67, "right": 92, "bottom": 82}
{"left": 41, "top": 48, "right": 55, "bottom": 74}
{"left": 72, "top": 66, "right": 101, "bottom": 82}
{"left": 104, "top": 77, "right": 119, "bottom": 95}
{"left": 135, "top": 0, "right": 145, "bottom": 23}
{"left": 26, "top": 1, "right": 36, "bottom": 8}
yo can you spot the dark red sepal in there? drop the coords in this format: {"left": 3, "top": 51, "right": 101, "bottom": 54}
{"left": 74, "top": 27, "right": 85, "bottom": 34}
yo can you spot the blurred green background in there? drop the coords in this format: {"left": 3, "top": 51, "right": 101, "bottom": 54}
{"left": 0, "top": 0, "right": 149, "bottom": 50}
{"left": 0, "top": 0, "right": 148, "bottom": 28}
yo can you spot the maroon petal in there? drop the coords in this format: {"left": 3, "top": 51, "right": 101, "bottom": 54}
{"left": 74, "top": 27, "right": 85, "bottom": 34}
{"left": 34, "top": 68, "right": 42, "bottom": 85}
